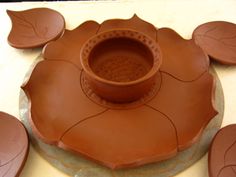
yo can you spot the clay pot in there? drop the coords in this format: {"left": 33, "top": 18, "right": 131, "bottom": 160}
{"left": 80, "top": 29, "right": 162, "bottom": 103}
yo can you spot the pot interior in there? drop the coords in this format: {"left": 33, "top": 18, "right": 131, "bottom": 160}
{"left": 88, "top": 37, "right": 154, "bottom": 83}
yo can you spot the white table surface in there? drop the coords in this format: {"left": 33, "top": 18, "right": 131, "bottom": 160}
{"left": 0, "top": 0, "right": 236, "bottom": 176}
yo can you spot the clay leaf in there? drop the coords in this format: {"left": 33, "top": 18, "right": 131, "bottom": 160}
{"left": 209, "top": 124, "right": 236, "bottom": 177}
{"left": 7, "top": 8, "right": 65, "bottom": 49}
{"left": 0, "top": 112, "right": 29, "bottom": 177}
{"left": 193, "top": 21, "right": 236, "bottom": 64}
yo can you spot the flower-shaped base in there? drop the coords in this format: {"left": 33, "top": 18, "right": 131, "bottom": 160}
{"left": 20, "top": 59, "right": 224, "bottom": 176}
{"left": 22, "top": 15, "right": 218, "bottom": 169}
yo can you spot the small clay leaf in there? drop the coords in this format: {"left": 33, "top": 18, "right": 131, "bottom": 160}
{"left": 193, "top": 21, "right": 236, "bottom": 64}
{"left": 0, "top": 112, "right": 29, "bottom": 177}
{"left": 225, "top": 141, "right": 236, "bottom": 165}
{"left": 7, "top": 8, "right": 65, "bottom": 49}
{"left": 209, "top": 124, "right": 236, "bottom": 177}
{"left": 218, "top": 166, "right": 236, "bottom": 177}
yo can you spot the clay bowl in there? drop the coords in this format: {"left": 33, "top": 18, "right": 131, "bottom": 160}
{"left": 80, "top": 29, "right": 162, "bottom": 103}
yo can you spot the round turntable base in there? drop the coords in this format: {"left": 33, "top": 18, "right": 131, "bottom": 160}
{"left": 19, "top": 57, "right": 224, "bottom": 177}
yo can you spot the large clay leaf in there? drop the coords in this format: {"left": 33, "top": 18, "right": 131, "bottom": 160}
{"left": 209, "top": 124, "right": 236, "bottom": 177}
{"left": 7, "top": 8, "right": 65, "bottom": 49}
{"left": 193, "top": 21, "right": 236, "bottom": 64}
{"left": 0, "top": 112, "right": 29, "bottom": 177}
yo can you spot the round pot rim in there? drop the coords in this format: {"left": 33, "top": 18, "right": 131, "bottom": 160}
{"left": 80, "top": 28, "right": 162, "bottom": 87}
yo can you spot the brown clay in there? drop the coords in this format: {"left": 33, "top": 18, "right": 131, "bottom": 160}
{"left": 193, "top": 21, "right": 236, "bottom": 65}
{"left": 80, "top": 29, "right": 162, "bottom": 102}
{"left": 157, "top": 28, "right": 210, "bottom": 81}
{"left": 208, "top": 124, "right": 236, "bottom": 177}
{"left": 43, "top": 20, "right": 100, "bottom": 69}
{"left": 7, "top": 8, "right": 65, "bottom": 49}
{"left": 0, "top": 112, "right": 29, "bottom": 177}
{"left": 22, "top": 15, "right": 217, "bottom": 169}
{"left": 97, "top": 14, "right": 157, "bottom": 40}
{"left": 146, "top": 72, "right": 217, "bottom": 150}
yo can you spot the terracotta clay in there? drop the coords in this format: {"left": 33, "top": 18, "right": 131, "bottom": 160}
{"left": 209, "top": 124, "right": 236, "bottom": 177}
{"left": 22, "top": 15, "right": 217, "bottom": 169}
{"left": 0, "top": 112, "right": 29, "bottom": 177}
{"left": 193, "top": 21, "right": 236, "bottom": 64}
{"left": 157, "top": 28, "right": 210, "bottom": 81}
{"left": 97, "top": 14, "right": 157, "bottom": 40}
{"left": 81, "top": 29, "right": 162, "bottom": 102}
{"left": 7, "top": 8, "right": 65, "bottom": 49}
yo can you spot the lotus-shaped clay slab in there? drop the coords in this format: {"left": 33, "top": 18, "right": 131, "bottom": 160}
{"left": 0, "top": 112, "right": 29, "bottom": 177}
{"left": 7, "top": 8, "right": 65, "bottom": 49}
{"left": 22, "top": 15, "right": 217, "bottom": 169}
{"left": 193, "top": 21, "right": 236, "bottom": 65}
{"left": 208, "top": 124, "right": 236, "bottom": 177}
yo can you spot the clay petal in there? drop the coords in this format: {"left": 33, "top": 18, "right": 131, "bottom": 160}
{"left": 22, "top": 61, "right": 107, "bottom": 144}
{"left": 7, "top": 8, "right": 65, "bottom": 49}
{"left": 98, "top": 14, "right": 157, "bottom": 40}
{"left": 43, "top": 21, "right": 100, "bottom": 69}
{"left": 193, "top": 21, "right": 236, "bottom": 64}
{"left": 60, "top": 106, "right": 177, "bottom": 169}
{"left": 157, "top": 28, "right": 209, "bottom": 81}
{"left": 146, "top": 72, "right": 217, "bottom": 150}
{"left": 209, "top": 125, "right": 236, "bottom": 177}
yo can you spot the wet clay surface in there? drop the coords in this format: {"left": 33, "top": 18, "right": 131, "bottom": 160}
{"left": 0, "top": 112, "right": 29, "bottom": 177}
{"left": 208, "top": 124, "right": 236, "bottom": 177}
{"left": 193, "top": 21, "right": 236, "bottom": 64}
{"left": 7, "top": 8, "right": 65, "bottom": 49}
{"left": 23, "top": 15, "right": 217, "bottom": 169}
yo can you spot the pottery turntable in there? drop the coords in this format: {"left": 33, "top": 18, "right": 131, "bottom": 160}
{"left": 4, "top": 6, "right": 236, "bottom": 177}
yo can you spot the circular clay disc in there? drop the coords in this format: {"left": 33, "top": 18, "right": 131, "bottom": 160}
{"left": 208, "top": 124, "right": 236, "bottom": 177}
{"left": 0, "top": 112, "right": 29, "bottom": 177}
{"left": 193, "top": 21, "right": 236, "bottom": 65}
{"left": 19, "top": 55, "right": 224, "bottom": 177}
